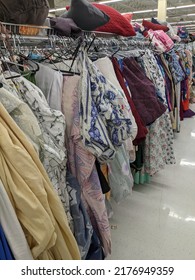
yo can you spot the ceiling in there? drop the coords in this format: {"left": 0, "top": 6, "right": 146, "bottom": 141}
{"left": 52, "top": 0, "right": 195, "bottom": 31}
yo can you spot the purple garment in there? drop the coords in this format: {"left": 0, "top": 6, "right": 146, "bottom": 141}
{"left": 183, "top": 109, "right": 195, "bottom": 118}
{"left": 50, "top": 17, "right": 82, "bottom": 37}
{"left": 122, "top": 58, "right": 166, "bottom": 126}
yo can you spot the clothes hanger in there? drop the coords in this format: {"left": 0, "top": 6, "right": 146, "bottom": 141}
{"left": 17, "top": 53, "right": 40, "bottom": 73}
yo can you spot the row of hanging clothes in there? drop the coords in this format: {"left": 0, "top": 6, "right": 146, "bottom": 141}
{"left": 173, "top": 41, "right": 195, "bottom": 109}
{"left": 0, "top": 25, "right": 193, "bottom": 260}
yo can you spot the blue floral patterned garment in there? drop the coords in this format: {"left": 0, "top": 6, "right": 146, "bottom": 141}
{"left": 165, "top": 50, "right": 185, "bottom": 84}
{"left": 78, "top": 50, "right": 133, "bottom": 163}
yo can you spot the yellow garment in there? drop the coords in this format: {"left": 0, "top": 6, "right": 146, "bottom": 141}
{"left": 100, "top": 164, "right": 111, "bottom": 200}
{"left": 100, "top": 164, "right": 108, "bottom": 182}
{"left": 0, "top": 103, "right": 80, "bottom": 260}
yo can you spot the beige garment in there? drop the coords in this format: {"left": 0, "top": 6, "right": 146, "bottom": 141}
{"left": 0, "top": 103, "right": 80, "bottom": 260}
{"left": 0, "top": 87, "right": 44, "bottom": 156}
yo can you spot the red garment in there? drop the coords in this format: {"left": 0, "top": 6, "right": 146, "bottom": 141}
{"left": 183, "top": 79, "right": 190, "bottom": 111}
{"left": 112, "top": 57, "right": 148, "bottom": 146}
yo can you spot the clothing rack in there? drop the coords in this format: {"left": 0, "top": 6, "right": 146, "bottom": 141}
{"left": 0, "top": 22, "right": 152, "bottom": 49}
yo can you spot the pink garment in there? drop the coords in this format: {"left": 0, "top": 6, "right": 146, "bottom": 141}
{"left": 62, "top": 75, "right": 111, "bottom": 256}
{"left": 148, "top": 29, "right": 174, "bottom": 53}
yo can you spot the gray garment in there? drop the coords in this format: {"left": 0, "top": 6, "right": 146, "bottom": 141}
{"left": 0, "top": 0, "right": 49, "bottom": 25}
{"left": 0, "top": 179, "right": 33, "bottom": 260}
{"left": 35, "top": 63, "right": 63, "bottom": 112}
{"left": 61, "top": 0, "right": 109, "bottom": 31}
{"left": 108, "top": 145, "right": 133, "bottom": 203}
{"left": 50, "top": 17, "right": 82, "bottom": 37}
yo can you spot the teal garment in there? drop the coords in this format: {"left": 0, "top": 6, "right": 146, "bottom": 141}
{"left": 133, "top": 171, "right": 151, "bottom": 185}
{"left": 108, "top": 145, "right": 134, "bottom": 203}
{"left": 131, "top": 143, "right": 144, "bottom": 171}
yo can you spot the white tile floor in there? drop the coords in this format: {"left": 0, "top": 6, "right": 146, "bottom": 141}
{"left": 109, "top": 106, "right": 195, "bottom": 260}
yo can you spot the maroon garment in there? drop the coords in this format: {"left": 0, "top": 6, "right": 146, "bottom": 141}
{"left": 112, "top": 57, "right": 148, "bottom": 146}
{"left": 122, "top": 57, "right": 167, "bottom": 126}
{"left": 180, "top": 91, "right": 184, "bottom": 121}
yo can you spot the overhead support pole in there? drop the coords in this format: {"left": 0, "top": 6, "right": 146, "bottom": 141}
{"left": 157, "top": 0, "right": 167, "bottom": 21}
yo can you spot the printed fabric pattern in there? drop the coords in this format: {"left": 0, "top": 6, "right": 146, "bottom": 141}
{"left": 62, "top": 75, "right": 111, "bottom": 257}
{"left": 107, "top": 145, "right": 134, "bottom": 203}
{"left": 3, "top": 72, "right": 73, "bottom": 231}
{"left": 78, "top": 50, "right": 132, "bottom": 163}
{"left": 139, "top": 52, "right": 176, "bottom": 174}
{"left": 0, "top": 86, "right": 44, "bottom": 158}
{"left": 165, "top": 49, "right": 185, "bottom": 84}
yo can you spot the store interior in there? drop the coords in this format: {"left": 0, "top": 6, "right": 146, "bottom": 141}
{"left": 0, "top": 0, "right": 195, "bottom": 260}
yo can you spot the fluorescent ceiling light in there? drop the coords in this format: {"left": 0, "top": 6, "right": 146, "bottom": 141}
{"left": 49, "top": 3, "right": 195, "bottom": 13}
{"left": 131, "top": 18, "right": 151, "bottom": 22}
{"left": 171, "top": 20, "right": 195, "bottom": 25}
{"left": 132, "top": 16, "right": 168, "bottom": 22}
{"left": 176, "top": 4, "right": 195, "bottom": 9}
{"left": 49, "top": 7, "right": 66, "bottom": 12}
{"left": 133, "top": 9, "right": 157, "bottom": 14}
{"left": 49, "top": 0, "right": 123, "bottom": 11}
{"left": 98, "top": 0, "right": 123, "bottom": 3}
{"left": 122, "top": 12, "right": 132, "bottom": 15}
{"left": 185, "top": 24, "right": 195, "bottom": 27}
{"left": 187, "top": 14, "right": 195, "bottom": 16}
{"left": 122, "top": 4, "right": 195, "bottom": 15}
{"left": 167, "top": 7, "right": 176, "bottom": 10}
{"left": 49, "top": 3, "right": 195, "bottom": 14}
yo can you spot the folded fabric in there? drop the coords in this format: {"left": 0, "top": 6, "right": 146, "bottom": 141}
{"left": 122, "top": 13, "right": 133, "bottom": 22}
{"left": 50, "top": 17, "right": 82, "bottom": 37}
{"left": 61, "top": 0, "right": 110, "bottom": 31}
{"left": 143, "top": 19, "right": 169, "bottom": 32}
{"left": 151, "top": 17, "right": 160, "bottom": 25}
{"left": 0, "top": 0, "right": 49, "bottom": 25}
{"left": 149, "top": 30, "right": 174, "bottom": 52}
{"left": 93, "top": 4, "right": 136, "bottom": 36}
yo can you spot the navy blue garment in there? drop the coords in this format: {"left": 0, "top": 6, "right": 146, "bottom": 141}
{"left": 86, "top": 230, "right": 105, "bottom": 260}
{"left": 66, "top": 171, "right": 93, "bottom": 260}
{"left": 66, "top": 171, "right": 105, "bottom": 260}
{"left": 0, "top": 224, "right": 14, "bottom": 260}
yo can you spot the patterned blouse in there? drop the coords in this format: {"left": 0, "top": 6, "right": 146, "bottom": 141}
{"left": 78, "top": 50, "right": 133, "bottom": 163}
